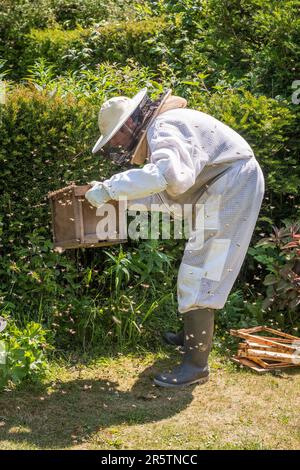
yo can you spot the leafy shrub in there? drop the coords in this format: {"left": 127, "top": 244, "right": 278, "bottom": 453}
{"left": 204, "top": 0, "right": 300, "bottom": 97}
{"left": 0, "top": 85, "right": 101, "bottom": 346}
{"left": 248, "top": 223, "right": 300, "bottom": 331}
{"left": 0, "top": 0, "right": 142, "bottom": 78}
{"left": 0, "top": 0, "right": 56, "bottom": 80}
{"left": 84, "top": 240, "right": 176, "bottom": 349}
{"left": 215, "top": 290, "right": 264, "bottom": 351}
{"left": 50, "top": 0, "right": 138, "bottom": 29}
{"left": 2, "top": 0, "right": 300, "bottom": 100}
{"left": 21, "top": 18, "right": 168, "bottom": 77}
{"left": 0, "top": 316, "right": 50, "bottom": 390}
{"left": 143, "top": 0, "right": 300, "bottom": 99}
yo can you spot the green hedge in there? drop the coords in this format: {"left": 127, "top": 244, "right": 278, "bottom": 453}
{"left": 0, "top": 0, "right": 141, "bottom": 79}
{"left": 203, "top": 0, "right": 300, "bottom": 97}
{"left": 136, "top": 0, "right": 300, "bottom": 99}
{"left": 3, "top": 0, "right": 300, "bottom": 99}
{"left": 0, "top": 86, "right": 100, "bottom": 347}
{"left": 12, "top": 18, "right": 168, "bottom": 79}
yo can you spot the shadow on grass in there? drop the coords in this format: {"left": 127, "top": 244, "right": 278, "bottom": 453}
{"left": 0, "top": 355, "right": 200, "bottom": 449}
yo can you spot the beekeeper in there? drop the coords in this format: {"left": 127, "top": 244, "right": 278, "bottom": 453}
{"left": 85, "top": 88, "right": 265, "bottom": 388}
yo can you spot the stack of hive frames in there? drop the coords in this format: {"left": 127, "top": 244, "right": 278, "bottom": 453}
{"left": 230, "top": 326, "right": 300, "bottom": 373}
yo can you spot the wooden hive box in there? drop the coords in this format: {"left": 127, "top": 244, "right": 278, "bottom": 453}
{"left": 48, "top": 184, "right": 127, "bottom": 250}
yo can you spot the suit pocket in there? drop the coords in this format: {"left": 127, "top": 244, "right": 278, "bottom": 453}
{"left": 203, "top": 239, "right": 231, "bottom": 282}
{"left": 177, "top": 263, "right": 204, "bottom": 311}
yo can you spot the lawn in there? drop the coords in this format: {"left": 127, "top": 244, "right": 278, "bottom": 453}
{"left": 0, "top": 349, "right": 299, "bottom": 450}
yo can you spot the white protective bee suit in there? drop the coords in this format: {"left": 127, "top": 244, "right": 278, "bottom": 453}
{"left": 100, "top": 108, "right": 265, "bottom": 313}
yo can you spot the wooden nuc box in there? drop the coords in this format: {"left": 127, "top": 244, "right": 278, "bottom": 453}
{"left": 48, "top": 184, "right": 127, "bottom": 251}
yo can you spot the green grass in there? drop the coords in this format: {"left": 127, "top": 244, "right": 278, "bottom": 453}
{"left": 0, "top": 348, "right": 299, "bottom": 450}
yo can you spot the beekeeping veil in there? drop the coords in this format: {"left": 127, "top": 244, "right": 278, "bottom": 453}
{"left": 93, "top": 88, "right": 187, "bottom": 166}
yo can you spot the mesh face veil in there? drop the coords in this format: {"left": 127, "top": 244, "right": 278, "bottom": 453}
{"left": 99, "top": 91, "right": 168, "bottom": 166}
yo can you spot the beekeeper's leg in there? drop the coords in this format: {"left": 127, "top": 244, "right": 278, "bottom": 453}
{"left": 155, "top": 157, "right": 265, "bottom": 387}
{"left": 155, "top": 218, "right": 217, "bottom": 387}
{"left": 154, "top": 307, "right": 214, "bottom": 387}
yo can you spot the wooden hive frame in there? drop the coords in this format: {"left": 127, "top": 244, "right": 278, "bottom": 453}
{"left": 230, "top": 326, "right": 300, "bottom": 373}
{"left": 48, "top": 183, "right": 127, "bottom": 250}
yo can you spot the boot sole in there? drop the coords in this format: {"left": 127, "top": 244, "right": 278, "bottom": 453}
{"left": 153, "top": 375, "right": 209, "bottom": 388}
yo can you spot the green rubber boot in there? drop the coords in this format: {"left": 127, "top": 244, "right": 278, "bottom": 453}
{"left": 154, "top": 308, "right": 214, "bottom": 388}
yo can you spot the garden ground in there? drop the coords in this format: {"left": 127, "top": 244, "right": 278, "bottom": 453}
{"left": 0, "top": 349, "right": 299, "bottom": 450}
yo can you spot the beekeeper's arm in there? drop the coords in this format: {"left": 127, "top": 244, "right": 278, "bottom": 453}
{"left": 85, "top": 119, "right": 197, "bottom": 207}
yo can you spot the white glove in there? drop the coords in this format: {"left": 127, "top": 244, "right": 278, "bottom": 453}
{"left": 85, "top": 181, "right": 111, "bottom": 208}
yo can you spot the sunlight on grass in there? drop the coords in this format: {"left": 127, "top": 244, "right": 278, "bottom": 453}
{"left": 0, "top": 350, "right": 299, "bottom": 450}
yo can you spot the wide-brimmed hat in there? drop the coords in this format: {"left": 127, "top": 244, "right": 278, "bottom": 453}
{"left": 92, "top": 87, "right": 148, "bottom": 154}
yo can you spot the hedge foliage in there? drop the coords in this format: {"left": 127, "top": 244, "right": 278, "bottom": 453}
{"left": 2, "top": 0, "right": 300, "bottom": 101}
{"left": 21, "top": 18, "right": 167, "bottom": 76}
{"left": 0, "top": 0, "right": 142, "bottom": 78}
{"left": 141, "top": 0, "right": 300, "bottom": 98}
